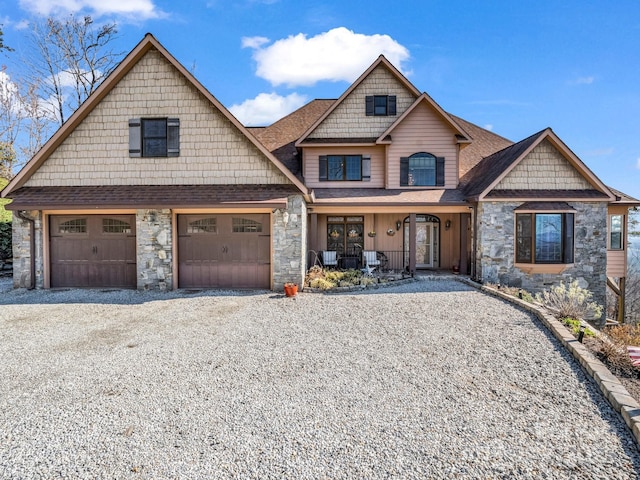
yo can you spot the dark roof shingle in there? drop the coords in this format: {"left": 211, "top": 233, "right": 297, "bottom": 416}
{"left": 6, "top": 185, "right": 299, "bottom": 210}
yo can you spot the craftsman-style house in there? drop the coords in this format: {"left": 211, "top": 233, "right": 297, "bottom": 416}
{"left": 2, "top": 34, "right": 637, "bottom": 316}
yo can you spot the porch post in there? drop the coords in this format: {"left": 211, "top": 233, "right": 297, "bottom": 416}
{"left": 459, "top": 213, "right": 469, "bottom": 274}
{"left": 409, "top": 213, "right": 416, "bottom": 275}
{"left": 309, "top": 213, "right": 318, "bottom": 251}
{"left": 618, "top": 277, "right": 626, "bottom": 324}
{"left": 308, "top": 213, "right": 318, "bottom": 269}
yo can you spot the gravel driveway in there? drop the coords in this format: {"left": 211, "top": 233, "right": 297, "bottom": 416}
{"left": 1, "top": 278, "right": 639, "bottom": 479}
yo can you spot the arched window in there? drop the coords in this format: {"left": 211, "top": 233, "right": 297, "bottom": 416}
{"left": 400, "top": 152, "right": 445, "bottom": 186}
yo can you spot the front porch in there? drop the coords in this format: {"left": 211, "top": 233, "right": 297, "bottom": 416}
{"left": 306, "top": 210, "right": 472, "bottom": 275}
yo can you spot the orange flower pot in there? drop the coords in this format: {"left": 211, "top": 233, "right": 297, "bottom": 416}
{"left": 284, "top": 283, "right": 298, "bottom": 297}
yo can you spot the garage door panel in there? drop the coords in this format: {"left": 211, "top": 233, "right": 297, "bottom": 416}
{"left": 179, "top": 214, "right": 270, "bottom": 289}
{"left": 50, "top": 215, "right": 136, "bottom": 288}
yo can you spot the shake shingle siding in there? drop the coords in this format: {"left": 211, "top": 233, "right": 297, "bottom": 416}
{"left": 25, "top": 49, "right": 291, "bottom": 187}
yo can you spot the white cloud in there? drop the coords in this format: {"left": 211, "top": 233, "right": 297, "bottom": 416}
{"left": 570, "top": 76, "right": 595, "bottom": 85}
{"left": 243, "top": 27, "right": 410, "bottom": 87}
{"left": 242, "top": 36, "right": 270, "bottom": 49}
{"left": 636, "top": 158, "right": 640, "bottom": 170}
{"left": 229, "top": 92, "right": 307, "bottom": 126}
{"left": 585, "top": 147, "right": 614, "bottom": 156}
{"left": 19, "top": 0, "right": 163, "bottom": 20}
{"left": 483, "top": 124, "right": 493, "bottom": 131}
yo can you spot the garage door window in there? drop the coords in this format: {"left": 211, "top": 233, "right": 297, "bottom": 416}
{"left": 102, "top": 218, "right": 132, "bottom": 234}
{"left": 188, "top": 217, "right": 217, "bottom": 234}
{"left": 233, "top": 217, "right": 262, "bottom": 233}
{"left": 59, "top": 218, "right": 87, "bottom": 234}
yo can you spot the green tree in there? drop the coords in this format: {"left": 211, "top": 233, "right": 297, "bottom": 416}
{"left": 0, "top": 177, "right": 11, "bottom": 223}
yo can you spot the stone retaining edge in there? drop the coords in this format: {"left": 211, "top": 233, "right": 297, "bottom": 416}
{"left": 458, "top": 277, "right": 640, "bottom": 447}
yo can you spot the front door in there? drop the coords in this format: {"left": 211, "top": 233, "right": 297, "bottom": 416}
{"left": 404, "top": 215, "right": 439, "bottom": 269}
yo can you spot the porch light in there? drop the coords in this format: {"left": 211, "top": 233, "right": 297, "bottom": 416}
{"left": 578, "top": 325, "right": 585, "bottom": 343}
{"left": 445, "top": 219, "right": 451, "bottom": 230}
{"left": 396, "top": 220, "right": 402, "bottom": 231}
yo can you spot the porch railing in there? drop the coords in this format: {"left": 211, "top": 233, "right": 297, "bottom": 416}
{"left": 309, "top": 250, "right": 409, "bottom": 273}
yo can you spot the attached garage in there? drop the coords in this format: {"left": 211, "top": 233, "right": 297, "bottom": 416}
{"left": 178, "top": 214, "right": 270, "bottom": 289}
{"left": 49, "top": 215, "right": 137, "bottom": 288}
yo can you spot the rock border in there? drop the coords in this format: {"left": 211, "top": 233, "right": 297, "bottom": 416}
{"left": 459, "top": 277, "right": 640, "bottom": 447}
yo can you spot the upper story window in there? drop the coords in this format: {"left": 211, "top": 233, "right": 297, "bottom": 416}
{"left": 609, "top": 214, "right": 624, "bottom": 250}
{"left": 129, "top": 118, "right": 180, "bottom": 157}
{"left": 400, "top": 152, "right": 445, "bottom": 186}
{"left": 319, "top": 155, "right": 371, "bottom": 182}
{"left": 516, "top": 212, "right": 574, "bottom": 264}
{"left": 365, "top": 95, "right": 396, "bottom": 116}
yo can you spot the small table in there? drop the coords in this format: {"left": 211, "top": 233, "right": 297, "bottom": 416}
{"left": 339, "top": 255, "right": 360, "bottom": 269}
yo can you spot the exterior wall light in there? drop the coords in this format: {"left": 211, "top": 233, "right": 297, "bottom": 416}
{"left": 396, "top": 220, "right": 402, "bottom": 231}
{"left": 445, "top": 219, "right": 451, "bottom": 230}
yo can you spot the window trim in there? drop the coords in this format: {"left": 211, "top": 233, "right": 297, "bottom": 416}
{"left": 365, "top": 95, "right": 396, "bottom": 116}
{"left": 129, "top": 117, "right": 180, "bottom": 158}
{"left": 609, "top": 214, "right": 624, "bottom": 250}
{"left": 319, "top": 155, "right": 371, "bottom": 182}
{"left": 400, "top": 152, "right": 445, "bottom": 187}
{"left": 515, "top": 211, "right": 575, "bottom": 265}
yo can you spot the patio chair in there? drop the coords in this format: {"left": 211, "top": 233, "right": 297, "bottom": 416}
{"left": 321, "top": 250, "right": 338, "bottom": 268}
{"left": 363, "top": 250, "right": 381, "bottom": 269}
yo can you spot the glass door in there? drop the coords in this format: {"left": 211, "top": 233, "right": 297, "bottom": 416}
{"left": 404, "top": 215, "right": 440, "bottom": 269}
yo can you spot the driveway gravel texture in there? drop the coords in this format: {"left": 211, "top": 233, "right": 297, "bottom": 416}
{"left": 1, "top": 277, "right": 639, "bottom": 479}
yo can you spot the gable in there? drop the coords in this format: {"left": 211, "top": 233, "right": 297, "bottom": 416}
{"left": 24, "top": 48, "right": 291, "bottom": 188}
{"left": 387, "top": 102, "right": 459, "bottom": 188}
{"left": 307, "top": 64, "right": 419, "bottom": 140}
{"left": 494, "top": 139, "right": 592, "bottom": 191}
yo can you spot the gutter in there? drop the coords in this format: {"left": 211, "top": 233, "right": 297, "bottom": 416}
{"left": 15, "top": 210, "right": 36, "bottom": 290}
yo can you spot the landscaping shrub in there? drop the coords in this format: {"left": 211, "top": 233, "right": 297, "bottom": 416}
{"left": 560, "top": 317, "right": 595, "bottom": 338}
{"left": 0, "top": 221, "right": 11, "bottom": 262}
{"left": 536, "top": 279, "right": 603, "bottom": 320}
{"left": 600, "top": 324, "right": 640, "bottom": 374}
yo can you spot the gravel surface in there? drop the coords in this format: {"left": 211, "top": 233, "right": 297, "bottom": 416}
{"left": 1, "top": 278, "right": 639, "bottom": 479}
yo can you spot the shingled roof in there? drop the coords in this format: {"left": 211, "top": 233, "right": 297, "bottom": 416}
{"left": 462, "top": 129, "right": 548, "bottom": 199}
{"left": 452, "top": 115, "right": 514, "bottom": 182}
{"left": 6, "top": 185, "right": 299, "bottom": 210}
{"left": 248, "top": 100, "right": 335, "bottom": 177}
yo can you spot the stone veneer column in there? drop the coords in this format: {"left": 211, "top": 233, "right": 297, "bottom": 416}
{"left": 136, "top": 209, "right": 173, "bottom": 290}
{"left": 272, "top": 195, "right": 307, "bottom": 290}
{"left": 12, "top": 210, "right": 44, "bottom": 289}
{"left": 476, "top": 201, "right": 608, "bottom": 314}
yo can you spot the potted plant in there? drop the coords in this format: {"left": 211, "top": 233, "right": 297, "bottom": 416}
{"left": 284, "top": 282, "right": 298, "bottom": 297}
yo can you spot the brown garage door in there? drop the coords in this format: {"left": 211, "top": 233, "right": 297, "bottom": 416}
{"left": 49, "top": 215, "right": 137, "bottom": 288}
{"left": 178, "top": 214, "right": 270, "bottom": 289}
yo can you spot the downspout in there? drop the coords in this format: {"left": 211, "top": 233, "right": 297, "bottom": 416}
{"left": 15, "top": 210, "right": 36, "bottom": 290}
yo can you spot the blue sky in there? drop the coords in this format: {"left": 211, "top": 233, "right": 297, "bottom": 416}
{"left": 1, "top": 0, "right": 640, "bottom": 200}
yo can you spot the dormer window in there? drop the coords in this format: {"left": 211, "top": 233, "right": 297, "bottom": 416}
{"left": 365, "top": 95, "right": 396, "bottom": 116}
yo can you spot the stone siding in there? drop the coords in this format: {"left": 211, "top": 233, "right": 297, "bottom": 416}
{"left": 25, "top": 48, "right": 290, "bottom": 187}
{"left": 309, "top": 65, "right": 417, "bottom": 139}
{"left": 496, "top": 139, "right": 593, "bottom": 190}
{"left": 476, "top": 201, "right": 607, "bottom": 314}
{"left": 136, "top": 209, "right": 173, "bottom": 290}
{"left": 12, "top": 211, "right": 44, "bottom": 289}
{"left": 272, "top": 195, "right": 307, "bottom": 289}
